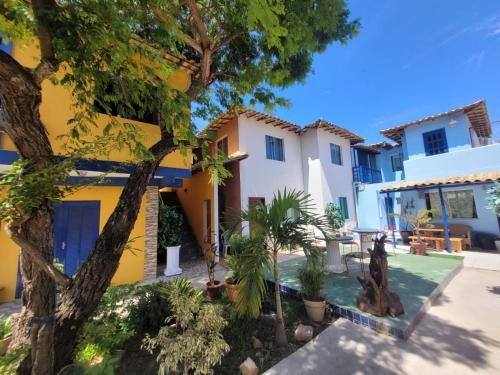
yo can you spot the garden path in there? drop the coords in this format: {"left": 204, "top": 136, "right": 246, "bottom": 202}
{"left": 264, "top": 267, "right": 500, "bottom": 375}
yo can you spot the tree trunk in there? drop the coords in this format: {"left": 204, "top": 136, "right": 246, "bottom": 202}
{"left": 53, "top": 138, "right": 174, "bottom": 372}
{"left": 1, "top": 51, "right": 57, "bottom": 374}
{"left": 272, "top": 250, "right": 287, "bottom": 347}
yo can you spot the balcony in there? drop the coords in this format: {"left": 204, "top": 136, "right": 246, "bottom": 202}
{"left": 353, "top": 165, "right": 382, "bottom": 184}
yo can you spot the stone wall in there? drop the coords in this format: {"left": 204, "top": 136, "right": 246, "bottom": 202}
{"left": 144, "top": 186, "right": 159, "bottom": 279}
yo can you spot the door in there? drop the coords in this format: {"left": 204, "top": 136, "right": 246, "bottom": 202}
{"left": 248, "top": 197, "right": 265, "bottom": 233}
{"left": 54, "top": 201, "right": 100, "bottom": 276}
{"left": 384, "top": 197, "right": 396, "bottom": 229}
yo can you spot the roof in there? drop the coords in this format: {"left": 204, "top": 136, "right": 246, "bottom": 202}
{"left": 354, "top": 141, "right": 399, "bottom": 153}
{"left": 198, "top": 108, "right": 301, "bottom": 137}
{"left": 380, "top": 100, "right": 492, "bottom": 143}
{"left": 191, "top": 151, "right": 249, "bottom": 173}
{"left": 379, "top": 171, "right": 500, "bottom": 192}
{"left": 302, "top": 119, "right": 364, "bottom": 144}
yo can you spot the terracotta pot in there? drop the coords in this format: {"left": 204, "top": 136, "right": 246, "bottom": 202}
{"left": 303, "top": 297, "right": 326, "bottom": 322}
{"left": 206, "top": 280, "right": 224, "bottom": 300}
{"left": 410, "top": 241, "right": 427, "bottom": 256}
{"left": 224, "top": 278, "right": 239, "bottom": 303}
{"left": 0, "top": 336, "right": 12, "bottom": 355}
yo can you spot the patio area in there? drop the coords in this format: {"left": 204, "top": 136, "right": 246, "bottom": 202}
{"left": 269, "top": 251, "right": 464, "bottom": 339}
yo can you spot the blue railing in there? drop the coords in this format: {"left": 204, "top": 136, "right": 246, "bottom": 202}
{"left": 353, "top": 165, "right": 382, "bottom": 184}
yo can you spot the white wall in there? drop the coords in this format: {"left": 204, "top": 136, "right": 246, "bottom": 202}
{"left": 313, "top": 128, "right": 357, "bottom": 228}
{"left": 238, "top": 116, "right": 304, "bottom": 225}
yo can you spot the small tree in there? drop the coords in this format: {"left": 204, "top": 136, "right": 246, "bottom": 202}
{"left": 392, "top": 209, "right": 435, "bottom": 243}
{"left": 142, "top": 278, "right": 229, "bottom": 375}
{"left": 241, "top": 189, "right": 326, "bottom": 346}
{"left": 324, "top": 203, "right": 345, "bottom": 232}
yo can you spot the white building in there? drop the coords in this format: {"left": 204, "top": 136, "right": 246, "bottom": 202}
{"left": 195, "top": 109, "right": 364, "bottom": 235}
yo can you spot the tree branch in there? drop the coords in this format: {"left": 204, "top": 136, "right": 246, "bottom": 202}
{"left": 183, "top": 0, "right": 210, "bottom": 50}
{"left": 5, "top": 223, "right": 72, "bottom": 288}
{"left": 212, "top": 31, "right": 248, "bottom": 52}
{"left": 31, "top": 0, "right": 60, "bottom": 83}
{"left": 154, "top": 8, "right": 202, "bottom": 54}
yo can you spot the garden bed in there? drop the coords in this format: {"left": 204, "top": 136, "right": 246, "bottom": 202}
{"left": 118, "top": 291, "right": 335, "bottom": 374}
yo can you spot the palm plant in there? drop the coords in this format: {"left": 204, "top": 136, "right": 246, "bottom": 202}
{"left": 226, "top": 233, "right": 271, "bottom": 318}
{"left": 241, "top": 189, "right": 326, "bottom": 346}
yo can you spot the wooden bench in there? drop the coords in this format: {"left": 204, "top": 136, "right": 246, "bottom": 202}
{"left": 408, "top": 235, "right": 465, "bottom": 253}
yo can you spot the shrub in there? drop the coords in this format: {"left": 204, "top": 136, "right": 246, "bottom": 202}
{"left": 143, "top": 278, "right": 229, "bottom": 375}
{"left": 158, "top": 204, "right": 183, "bottom": 253}
{"left": 227, "top": 233, "right": 271, "bottom": 318}
{"left": 324, "top": 203, "right": 345, "bottom": 231}
{"left": 126, "top": 282, "right": 172, "bottom": 334}
{"left": 0, "top": 317, "right": 12, "bottom": 339}
{"left": 297, "top": 262, "right": 327, "bottom": 301}
{"left": 487, "top": 183, "right": 500, "bottom": 216}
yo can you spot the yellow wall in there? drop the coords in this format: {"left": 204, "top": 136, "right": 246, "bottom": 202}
{"left": 176, "top": 171, "right": 214, "bottom": 247}
{"left": 6, "top": 40, "right": 192, "bottom": 170}
{"left": 0, "top": 186, "right": 147, "bottom": 302}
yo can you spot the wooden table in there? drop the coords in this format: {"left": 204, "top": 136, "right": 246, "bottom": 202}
{"left": 320, "top": 235, "right": 353, "bottom": 273}
{"left": 351, "top": 228, "right": 381, "bottom": 253}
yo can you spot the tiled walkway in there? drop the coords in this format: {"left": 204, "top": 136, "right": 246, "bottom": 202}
{"left": 265, "top": 267, "right": 500, "bottom": 375}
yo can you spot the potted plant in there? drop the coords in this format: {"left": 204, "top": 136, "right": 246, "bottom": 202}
{"left": 0, "top": 317, "right": 12, "bottom": 355}
{"left": 158, "top": 204, "right": 183, "bottom": 277}
{"left": 202, "top": 234, "right": 224, "bottom": 300}
{"left": 325, "top": 203, "right": 345, "bottom": 235}
{"left": 297, "top": 254, "right": 328, "bottom": 322}
{"left": 393, "top": 209, "right": 434, "bottom": 255}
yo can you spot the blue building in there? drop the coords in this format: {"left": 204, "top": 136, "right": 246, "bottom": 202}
{"left": 353, "top": 100, "right": 500, "bottom": 250}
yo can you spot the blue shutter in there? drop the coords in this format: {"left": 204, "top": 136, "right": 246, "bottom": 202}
{"left": 265, "top": 135, "right": 272, "bottom": 159}
{"left": 276, "top": 138, "right": 284, "bottom": 161}
{"left": 331, "top": 144, "right": 342, "bottom": 165}
{"left": 0, "top": 35, "right": 13, "bottom": 55}
{"left": 423, "top": 128, "right": 448, "bottom": 156}
{"left": 337, "top": 197, "right": 349, "bottom": 219}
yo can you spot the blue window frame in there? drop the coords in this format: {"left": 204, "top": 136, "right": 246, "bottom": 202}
{"left": 265, "top": 135, "right": 285, "bottom": 161}
{"left": 337, "top": 197, "right": 349, "bottom": 219}
{"left": 423, "top": 128, "right": 448, "bottom": 156}
{"left": 391, "top": 153, "right": 403, "bottom": 172}
{"left": 0, "top": 35, "right": 13, "bottom": 55}
{"left": 330, "top": 143, "right": 342, "bottom": 165}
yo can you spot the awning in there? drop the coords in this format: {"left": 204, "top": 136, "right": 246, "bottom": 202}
{"left": 379, "top": 171, "right": 500, "bottom": 192}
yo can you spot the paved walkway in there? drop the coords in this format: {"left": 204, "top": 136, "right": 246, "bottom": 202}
{"left": 265, "top": 267, "right": 500, "bottom": 375}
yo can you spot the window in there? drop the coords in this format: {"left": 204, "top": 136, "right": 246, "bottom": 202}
{"left": 330, "top": 143, "right": 342, "bottom": 165}
{"left": 423, "top": 128, "right": 448, "bottom": 156}
{"left": 217, "top": 137, "right": 228, "bottom": 156}
{"left": 337, "top": 197, "right": 349, "bottom": 219}
{"left": 391, "top": 153, "right": 403, "bottom": 172}
{"left": 265, "top": 135, "right": 285, "bottom": 161}
{"left": 425, "top": 189, "right": 477, "bottom": 219}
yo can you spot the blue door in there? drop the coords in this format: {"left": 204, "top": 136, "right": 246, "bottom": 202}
{"left": 54, "top": 201, "right": 100, "bottom": 276}
{"left": 385, "top": 197, "right": 396, "bottom": 228}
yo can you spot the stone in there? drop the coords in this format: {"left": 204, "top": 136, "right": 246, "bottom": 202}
{"left": 240, "top": 357, "right": 258, "bottom": 375}
{"left": 252, "top": 336, "right": 263, "bottom": 349}
{"left": 294, "top": 324, "right": 314, "bottom": 342}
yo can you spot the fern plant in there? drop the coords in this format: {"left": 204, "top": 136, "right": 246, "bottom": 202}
{"left": 0, "top": 317, "right": 12, "bottom": 340}
{"left": 143, "top": 278, "right": 229, "bottom": 375}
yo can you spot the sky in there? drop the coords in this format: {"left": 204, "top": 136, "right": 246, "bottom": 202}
{"left": 241, "top": 0, "right": 500, "bottom": 144}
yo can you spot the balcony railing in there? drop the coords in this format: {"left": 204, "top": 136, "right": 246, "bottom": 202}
{"left": 353, "top": 165, "right": 382, "bottom": 184}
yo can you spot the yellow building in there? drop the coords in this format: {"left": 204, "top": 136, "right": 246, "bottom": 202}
{"left": 0, "top": 39, "right": 197, "bottom": 302}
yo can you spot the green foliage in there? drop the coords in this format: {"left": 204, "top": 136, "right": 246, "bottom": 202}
{"left": 0, "top": 347, "right": 30, "bottom": 375}
{"left": 143, "top": 278, "right": 229, "bottom": 375}
{"left": 126, "top": 283, "right": 172, "bottom": 335}
{"left": 297, "top": 260, "right": 327, "bottom": 300}
{"left": 227, "top": 233, "right": 271, "bottom": 318}
{"left": 158, "top": 204, "right": 183, "bottom": 250}
{"left": 0, "top": 316, "right": 12, "bottom": 339}
{"left": 324, "top": 203, "right": 345, "bottom": 231}
{"left": 487, "top": 183, "right": 500, "bottom": 216}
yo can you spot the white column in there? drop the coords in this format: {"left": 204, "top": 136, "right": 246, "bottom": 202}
{"left": 213, "top": 179, "right": 220, "bottom": 262}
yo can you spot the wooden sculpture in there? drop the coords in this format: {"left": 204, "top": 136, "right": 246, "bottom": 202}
{"left": 356, "top": 235, "right": 404, "bottom": 317}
